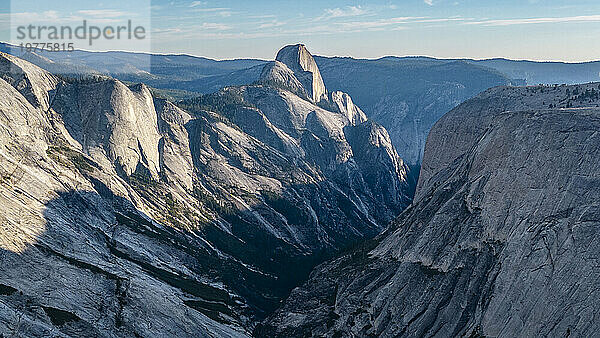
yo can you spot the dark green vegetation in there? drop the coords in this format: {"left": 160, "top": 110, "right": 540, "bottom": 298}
{"left": 175, "top": 88, "right": 256, "bottom": 115}
{"left": 46, "top": 145, "right": 97, "bottom": 173}
{"left": 147, "top": 87, "right": 199, "bottom": 101}
{"left": 42, "top": 307, "right": 80, "bottom": 327}
{"left": 0, "top": 284, "right": 17, "bottom": 296}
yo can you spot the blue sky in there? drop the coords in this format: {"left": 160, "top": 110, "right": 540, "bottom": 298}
{"left": 2, "top": 0, "right": 600, "bottom": 61}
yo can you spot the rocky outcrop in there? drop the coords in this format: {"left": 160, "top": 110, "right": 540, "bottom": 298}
{"left": 258, "top": 60, "right": 309, "bottom": 99}
{"left": 182, "top": 78, "right": 411, "bottom": 235}
{"left": 276, "top": 44, "right": 327, "bottom": 103}
{"left": 345, "top": 121, "right": 406, "bottom": 222}
{"left": 330, "top": 91, "right": 367, "bottom": 126}
{"left": 0, "top": 47, "right": 412, "bottom": 336}
{"left": 155, "top": 100, "right": 195, "bottom": 189}
{"left": 314, "top": 57, "right": 512, "bottom": 165}
{"left": 259, "top": 83, "right": 600, "bottom": 337}
{"left": 173, "top": 55, "right": 512, "bottom": 166}
{"left": 52, "top": 79, "right": 162, "bottom": 178}
{"left": 0, "top": 56, "right": 250, "bottom": 337}
{"left": 0, "top": 52, "right": 59, "bottom": 111}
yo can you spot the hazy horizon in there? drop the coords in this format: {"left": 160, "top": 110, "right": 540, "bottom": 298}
{"left": 3, "top": 40, "right": 600, "bottom": 65}
{"left": 2, "top": 0, "right": 600, "bottom": 62}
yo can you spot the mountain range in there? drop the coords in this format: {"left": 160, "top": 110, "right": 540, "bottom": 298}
{"left": 259, "top": 82, "right": 600, "bottom": 337}
{"left": 1, "top": 41, "right": 599, "bottom": 337}
{"left": 4, "top": 42, "right": 600, "bottom": 166}
{"left": 0, "top": 44, "right": 412, "bottom": 336}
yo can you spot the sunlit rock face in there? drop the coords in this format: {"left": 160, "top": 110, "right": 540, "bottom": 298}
{"left": 330, "top": 90, "right": 368, "bottom": 126}
{"left": 259, "top": 83, "right": 600, "bottom": 337}
{"left": 0, "top": 48, "right": 412, "bottom": 336}
{"left": 275, "top": 44, "right": 327, "bottom": 103}
{"left": 51, "top": 80, "right": 162, "bottom": 178}
{"left": 0, "top": 53, "right": 248, "bottom": 337}
{"left": 0, "top": 53, "right": 56, "bottom": 254}
{"left": 0, "top": 52, "right": 59, "bottom": 111}
{"left": 258, "top": 60, "right": 309, "bottom": 99}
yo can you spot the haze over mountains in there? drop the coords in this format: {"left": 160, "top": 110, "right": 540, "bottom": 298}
{"left": 260, "top": 83, "right": 600, "bottom": 337}
{"left": 3, "top": 42, "right": 600, "bottom": 166}
{"left": 0, "top": 40, "right": 599, "bottom": 338}
{"left": 0, "top": 44, "right": 411, "bottom": 336}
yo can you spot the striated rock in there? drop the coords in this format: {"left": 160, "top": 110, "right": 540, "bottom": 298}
{"left": 330, "top": 91, "right": 367, "bottom": 126}
{"left": 345, "top": 120, "right": 407, "bottom": 222}
{"left": 258, "top": 60, "right": 309, "bottom": 100}
{"left": 181, "top": 78, "right": 411, "bottom": 237}
{"left": 259, "top": 83, "right": 600, "bottom": 337}
{"left": 0, "top": 76, "right": 52, "bottom": 155}
{"left": 52, "top": 79, "right": 162, "bottom": 178}
{"left": 155, "top": 100, "right": 195, "bottom": 189}
{"left": 276, "top": 44, "right": 327, "bottom": 103}
{"left": 0, "top": 56, "right": 250, "bottom": 337}
{"left": 0, "top": 48, "right": 412, "bottom": 336}
{"left": 0, "top": 52, "right": 59, "bottom": 112}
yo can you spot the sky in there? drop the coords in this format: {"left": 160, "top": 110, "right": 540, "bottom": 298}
{"left": 1, "top": 0, "right": 600, "bottom": 62}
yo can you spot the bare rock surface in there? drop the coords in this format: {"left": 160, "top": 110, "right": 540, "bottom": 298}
{"left": 0, "top": 47, "right": 412, "bottom": 336}
{"left": 259, "top": 83, "right": 600, "bottom": 337}
{"left": 275, "top": 44, "right": 327, "bottom": 103}
{"left": 330, "top": 91, "right": 368, "bottom": 126}
{"left": 315, "top": 57, "right": 513, "bottom": 165}
{"left": 0, "top": 52, "right": 59, "bottom": 111}
{"left": 51, "top": 79, "right": 162, "bottom": 178}
{"left": 0, "top": 54, "right": 251, "bottom": 338}
{"left": 258, "top": 61, "right": 309, "bottom": 100}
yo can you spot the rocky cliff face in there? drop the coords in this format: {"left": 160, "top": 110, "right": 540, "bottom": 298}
{"left": 162, "top": 55, "right": 512, "bottom": 166}
{"left": 0, "top": 52, "right": 59, "bottom": 112}
{"left": 275, "top": 44, "right": 327, "bottom": 104}
{"left": 0, "top": 52, "right": 251, "bottom": 337}
{"left": 19, "top": 44, "right": 596, "bottom": 169}
{"left": 0, "top": 46, "right": 411, "bottom": 337}
{"left": 315, "top": 57, "right": 513, "bottom": 165}
{"left": 259, "top": 83, "right": 600, "bottom": 337}
{"left": 258, "top": 61, "right": 309, "bottom": 100}
{"left": 52, "top": 79, "right": 162, "bottom": 178}
{"left": 330, "top": 91, "right": 368, "bottom": 126}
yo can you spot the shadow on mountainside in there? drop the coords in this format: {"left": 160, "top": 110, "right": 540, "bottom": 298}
{"left": 0, "top": 174, "right": 367, "bottom": 336}
{"left": 0, "top": 186, "right": 251, "bottom": 335}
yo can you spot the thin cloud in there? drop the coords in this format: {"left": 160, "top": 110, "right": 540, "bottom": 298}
{"left": 189, "top": 1, "right": 206, "bottom": 8}
{"left": 317, "top": 6, "right": 368, "bottom": 20}
{"left": 258, "top": 20, "right": 286, "bottom": 29}
{"left": 77, "top": 10, "right": 128, "bottom": 18}
{"left": 10, "top": 10, "right": 61, "bottom": 22}
{"left": 200, "top": 22, "right": 232, "bottom": 31}
{"left": 424, "top": 0, "right": 433, "bottom": 6}
{"left": 153, "top": 27, "right": 183, "bottom": 34}
{"left": 337, "top": 16, "right": 428, "bottom": 29}
{"left": 7, "top": 9, "right": 139, "bottom": 27}
{"left": 152, "top": 14, "right": 468, "bottom": 41}
{"left": 414, "top": 17, "right": 466, "bottom": 23}
{"left": 247, "top": 14, "right": 277, "bottom": 19}
{"left": 191, "top": 7, "right": 230, "bottom": 13}
{"left": 465, "top": 15, "right": 600, "bottom": 26}
{"left": 188, "top": 7, "right": 233, "bottom": 17}
{"left": 8, "top": 11, "right": 123, "bottom": 25}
